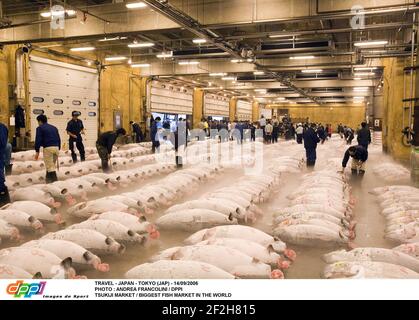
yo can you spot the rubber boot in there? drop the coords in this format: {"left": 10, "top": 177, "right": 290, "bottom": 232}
{"left": 351, "top": 169, "right": 358, "bottom": 176}
{"left": 5, "top": 164, "right": 13, "bottom": 176}
{"left": 45, "top": 172, "right": 52, "bottom": 184}
{"left": 71, "top": 153, "right": 78, "bottom": 164}
{"left": 176, "top": 156, "right": 183, "bottom": 169}
{"left": 0, "top": 187, "right": 11, "bottom": 207}
{"left": 49, "top": 171, "right": 58, "bottom": 183}
{"left": 358, "top": 170, "right": 366, "bottom": 179}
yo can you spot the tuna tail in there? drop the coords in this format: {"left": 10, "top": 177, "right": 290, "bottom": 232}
{"left": 33, "top": 272, "right": 43, "bottom": 279}
{"left": 61, "top": 257, "right": 73, "bottom": 270}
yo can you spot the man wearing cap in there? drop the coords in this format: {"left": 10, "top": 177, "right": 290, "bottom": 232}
{"left": 66, "top": 111, "right": 85, "bottom": 163}
{"left": 96, "top": 128, "right": 127, "bottom": 173}
{"left": 34, "top": 115, "right": 61, "bottom": 183}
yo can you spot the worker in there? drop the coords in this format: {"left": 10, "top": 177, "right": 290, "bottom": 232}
{"left": 327, "top": 124, "right": 332, "bottom": 138}
{"left": 265, "top": 121, "right": 273, "bottom": 144}
{"left": 96, "top": 128, "right": 127, "bottom": 173}
{"left": 317, "top": 124, "right": 327, "bottom": 144}
{"left": 303, "top": 123, "right": 320, "bottom": 168}
{"left": 130, "top": 121, "right": 144, "bottom": 143}
{"left": 357, "top": 122, "right": 372, "bottom": 150}
{"left": 4, "top": 142, "right": 12, "bottom": 176}
{"left": 341, "top": 145, "right": 369, "bottom": 178}
{"left": 34, "top": 115, "right": 61, "bottom": 184}
{"left": 272, "top": 121, "right": 280, "bottom": 144}
{"left": 66, "top": 111, "right": 85, "bottom": 163}
{"left": 346, "top": 127, "right": 355, "bottom": 145}
{"left": 0, "top": 122, "right": 10, "bottom": 206}
{"left": 296, "top": 123, "right": 304, "bottom": 144}
{"left": 151, "top": 117, "right": 161, "bottom": 153}
{"left": 338, "top": 123, "right": 344, "bottom": 139}
{"left": 259, "top": 115, "right": 267, "bottom": 141}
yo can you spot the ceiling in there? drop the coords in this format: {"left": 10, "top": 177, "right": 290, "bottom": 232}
{"left": 0, "top": 0, "right": 414, "bottom": 106}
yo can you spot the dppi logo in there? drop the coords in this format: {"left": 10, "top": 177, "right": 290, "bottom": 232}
{"left": 6, "top": 280, "right": 46, "bottom": 298}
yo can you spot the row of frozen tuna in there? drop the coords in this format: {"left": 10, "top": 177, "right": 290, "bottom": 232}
{"left": 155, "top": 156, "right": 304, "bottom": 232}
{"left": 322, "top": 246, "right": 419, "bottom": 279}
{"left": 65, "top": 164, "right": 223, "bottom": 220}
{"left": 0, "top": 164, "right": 225, "bottom": 278}
{"left": 7, "top": 152, "right": 160, "bottom": 190}
{"left": 8, "top": 162, "right": 177, "bottom": 212}
{"left": 0, "top": 210, "right": 158, "bottom": 279}
{"left": 273, "top": 170, "right": 356, "bottom": 247}
{"left": 372, "top": 163, "right": 411, "bottom": 182}
{"left": 125, "top": 225, "right": 296, "bottom": 279}
{"left": 370, "top": 185, "right": 419, "bottom": 244}
{"left": 11, "top": 143, "right": 151, "bottom": 163}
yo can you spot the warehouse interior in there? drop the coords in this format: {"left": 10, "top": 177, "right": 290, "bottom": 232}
{"left": 0, "top": 0, "right": 419, "bottom": 281}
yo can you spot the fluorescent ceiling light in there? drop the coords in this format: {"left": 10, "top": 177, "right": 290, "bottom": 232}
{"left": 290, "top": 56, "right": 315, "bottom": 60}
{"left": 128, "top": 42, "right": 154, "bottom": 48}
{"left": 246, "top": 58, "right": 254, "bottom": 63}
{"left": 126, "top": 2, "right": 147, "bottom": 9}
{"left": 254, "top": 89, "right": 267, "bottom": 93}
{"left": 354, "top": 78, "right": 362, "bottom": 81}
{"left": 178, "top": 61, "right": 200, "bottom": 66}
{"left": 105, "top": 56, "right": 128, "bottom": 61}
{"left": 209, "top": 73, "right": 227, "bottom": 77}
{"left": 353, "top": 87, "right": 369, "bottom": 92}
{"left": 193, "top": 39, "right": 207, "bottom": 44}
{"left": 254, "top": 71, "right": 265, "bottom": 75}
{"left": 354, "top": 67, "right": 378, "bottom": 71}
{"left": 301, "top": 69, "right": 323, "bottom": 73}
{"left": 354, "top": 72, "right": 375, "bottom": 76}
{"left": 99, "top": 36, "right": 127, "bottom": 42}
{"left": 354, "top": 40, "right": 388, "bottom": 47}
{"left": 70, "top": 47, "right": 95, "bottom": 52}
{"left": 221, "top": 76, "right": 236, "bottom": 81}
{"left": 156, "top": 51, "right": 173, "bottom": 59}
{"left": 231, "top": 59, "right": 244, "bottom": 63}
{"left": 40, "top": 10, "right": 76, "bottom": 18}
{"left": 131, "top": 63, "right": 150, "bottom": 68}
{"left": 269, "top": 34, "right": 294, "bottom": 39}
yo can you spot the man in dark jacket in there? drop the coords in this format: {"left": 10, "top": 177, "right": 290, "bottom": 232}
{"left": 151, "top": 117, "right": 161, "bottom": 153}
{"left": 96, "top": 128, "right": 127, "bottom": 172}
{"left": 342, "top": 145, "right": 369, "bottom": 177}
{"left": 317, "top": 124, "right": 326, "bottom": 144}
{"left": 34, "top": 115, "right": 61, "bottom": 183}
{"left": 0, "top": 122, "right": 10, "bottom": 206}
{"left": 130, "top": 121, "right": 144, "bottom": 143}
{"left": 14, "top": 104, "right": 25, "bottom": 137}
{"left": 303, "top": 123, "right": 321, "bottom": 168}
{"left": 66, "top": 111, "right": 85, "bottom": 163}
{"left": 357, "top": 122, "right": 372, "bottom": 150}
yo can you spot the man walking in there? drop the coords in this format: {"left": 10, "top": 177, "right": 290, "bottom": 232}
{"left": 34, "top": 115, "right": 61, "bottom": 183}
{"left": 96, "top": 128, "right": 126, "bottom": 173}
{"left": 357, "top": 122, "right": 372, "bottom": 150}
{"left": 303, "top": 123, "right": 320, "bottom": 168}
{"left": 130, "top": 121, "right": 144, "bottom": 143}
{"left": 0, "top": 122, "right": 10, "bottom": 206}
{"left": 66, "top": 111, "right": 85, "bottom": 163}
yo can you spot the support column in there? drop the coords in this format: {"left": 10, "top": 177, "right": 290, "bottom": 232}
{"left": 252, "top": 101, "right": 259, "bottom": 123}
{"left": 229, "top": 97, "right": 237, "bottom": 121}
{"left": 193, "top": 88, "right": 204, "bottom": 128}
{"left": 382, "top": 57, "right": 411, "bottom": 160}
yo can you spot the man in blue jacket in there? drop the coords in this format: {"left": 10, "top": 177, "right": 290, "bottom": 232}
{"left": 341, "top": 145, "right": 369, "bottom": 178}
{"left": 0, "top": 122, "right": 10, "bottom": 206}
{"left": 66, "top": 111, "right": 86, "bottom": 163}
{"left": 34, "top": 115, "right": 61, "bottom": 183}
{"left": 303, "top": 123, "right": 320, "bottom": 168}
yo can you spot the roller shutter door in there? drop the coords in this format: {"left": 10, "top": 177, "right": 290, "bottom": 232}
{"left": 204, "top": 93, "right": 230, "bottom": 118}
{"left": 150, "top": 81, "right": 193, "bottom": 115}
{"left": 259, "top": 108, "right": 272, "bottom": 119}
{"left": 28, "top": 56, "right": 99, "bottom": 148}
{"left": 237, "top": 100, "right": 252, "bottom": 121}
